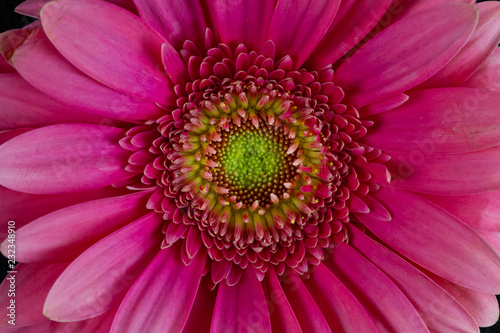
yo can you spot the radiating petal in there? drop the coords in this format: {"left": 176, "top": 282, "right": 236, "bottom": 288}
{"left": 211, "top": 269, "right": 272, "bottom": 333}
{"left": 4, "top": 191, "right": 150, "bottom": 263}
{"left": 305, "top": 264, "right": 378, "bottom": 333}
{"left": 48, "top": 309, "right": 117, "bottom": 333}
{"left": 0, "top": 55, "right": 15, "bottom": 73}
{"left": 43, "top": 212, "right": 163, "bottom": 321}
{"left": 0, "top": 124, "right": 132, "bottom": 194}
{"left": 350, "top": 227, "right": 478, "bottom": 333}
{"left": 0, "top": 26, "right": 162, "bottom": 120}
{"left": 387, "top": 145, "right": 500, "bottom": 195}
{"left": 267, "top": 0, "right": 340, "bottom": 69}
{"left": 334, "top": 4, "right": 478, "bottom": 106}
{"left": 464, "top": 48, "right": 500, "bottom": 92}
{"left": 364, "top": 88, "right": 500, "bottom": 153}
{"left": 0, "top": 263, "right": 68, "bottom": 328}
{"left": 207, "top": 0, "right": 274, "bottom": 51}
{"left": 111, "top": 244, "right": 205, "bottom": 333}
{"left": 132, "top": 0, "right": 206, "bottom": 50}
{"left": 16, "top": 0, "right": 137, "bottom": 18}
{"left": 41, "top": 0, "right": 175, "bottom": 105}
{"left": 359, "top": 187, "right": 500, "bottom": 294}
{"left": 325, "top": 244, "right": 429, "bottom": 332}
{"left": 308, "top": 0, "right": 391, "bottom": 69}
{"left": 182, "top": 275, "right": 217, "bottom": 333}
{"left": 423, "top": 190, "right": 500, "bottom": 232}
{"left": 419, "top": 2, "right": 500, "bottom": 88}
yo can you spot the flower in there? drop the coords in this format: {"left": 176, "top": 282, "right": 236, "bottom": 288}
{"left": 1, "top": 0, "right": 500, "bottom": 331}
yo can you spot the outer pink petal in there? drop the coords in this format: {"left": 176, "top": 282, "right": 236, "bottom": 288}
{"left": 281, "top": 271, "right": 332, "bottom": 332}
{"left": 363, "top": 88, "right": 500, "bottom": 153}
{"left": 305, "top": 264, "right": 378, "bottom": 333}
{"left": 48, "top": 309, "right": 117, "bottom": 333}
{"left": 4, "top": 191, "right": 150, "bottom": 263}
{"left": 0, "top": 27, "right": 162, "bottom": 120}
{"left": 206, "top": 0, "right": 274, "bottom": 51}
{"left": 0, "top": 74, "right": 110, "bottom": 129}
{"left": 464, "top": 48, "right": 500, "bottom": 92}
{"left": 0, "top": 129, "right": 31, "bottom": 145}
{"left": 181, "top": 275, "right": 217, "bottom": 333}
{"left": 0, "top": 124, "right": 132, "bottom": 194}
{"left": 350, "top": 227, "right": 478, "bottom": 333}
{"left": 308, "top": 0, "right": 391, "bottom": 69}
{"left": 211, "top": 269, "right": 272, "bottom": 333}
{"left": 334, "top": 4, "right": 478, "bottom": 107}
{"left": 262, "top": 270, "right": 301, "bottom": 333}
{"left": 16, "top": 0, "right": 137, "bottom": 18}
{"left": 267, "top": 0, "right": 340, "bottom": 69}
{"left": 360, "top": 187, "right": 500, "bottom": 294}
{"left": 418, "top": 1, "right": 500, "bottom": 88}
{"left": 0, "top": 186, "right": 128, "bottom": 240}
{"left": 423, "top": 190, "right": 500, "bottom": 232}
{"left": 40, "top": 0, "right": 175, "bottom": 105}
{"left": 387, "top": 145, "right": 500, "bottom": 195}
{"left": 132, "top": 0, "right": 206, "bottom": 50}
{"left": 389, "top": 0, "right": 475, "bottom": 26}
{"left": 0, "top": 263, "right": 68, "bottom": 328}
{"left": 325, "top": 244, "right": 429, "bottom": 332}
{"left": 0, "top": 55, "right": 15, "bottom": 73}
{"left": 111, "top": 245, "right": 205, "bottom": 333}
{"left": 43, "top": 212, "right": 163, "bottom": 321}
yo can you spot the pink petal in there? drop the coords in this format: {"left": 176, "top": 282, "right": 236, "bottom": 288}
{"left": 132, "top": 0, "right": 207, "bottom": 50}
{"left": 0, "top": 55, "right": 15, "bottom": 73}
{"left": 423, "top": 190, "right": 500, "bottom": 232}
{"left": 161, "top": 43, "right": 189, "bottom": 84}
{"left": 5, "top": 191, "right": 150, "bottom": 263}
{"left": 464, "top": 48, "right": 500, "bottom": 92}
{"left": 16, "top": 0, "right": 137, "bottom": 18}
{"left": 418, "top": 1, "right": 500, "bottom": 88}
{"left": 0, "top": 124, "right": 132, "bottom": 194}
{"left": 281, "top": 271, "right": 332, "bottom": 332}
{"left": 263, "top": 270, "right": 301, "bottom": 333}
{"left": 308, "top": 0, "right": 392, "bottom": 69}
{"left": 206, "top": 0, "right": 274, "bottom": 51}
{"left": 364, "top": 88, "right": 500, "bottom": 153}
{"left": 334, "top": 4, "right": 478, "bottom": 107}
{"left": 0, "top": 74, "right": 110, "bottom": 129}
{"left": 182, "top": 275, "right": 217, "bottom": 333}
{"left": 387, "top": 145, "right": 500, "bottom": 195}
{"left": 305, "top": 264, "right": 378, "bottom": 333}
{"left": 267, "top": 0, "right": 340, "bottom": 69}
{"left": 0, "top": 186, "right": 128, "bottom": 241}
{"left": 359, "top": 187, "right": 500, "bottom": 294}
{"left": 360, "top": 93, "right": 409, "bottom": 117}
{"left": 0, "top": 27, "right": 162, "bottom": 121}
{"left": 211, "top": 269, "right": 272, "bottom": 333}
{"left": 350, "top": 227, "right": 478, "bottom": 332}
{"left": 389, "top": 0, "right": 475, "bottom": 26}
{"left": 0, "top": 128, "right": 31, "bottom": 145}
{"left": 0, "top": 263, "right": 68, "bottom": 328}
{"left": 40, "top": 0, "right": 175, "bottom": 105}
{"left": 111, "top": 244, "right": 205, "bottom": 332}
{"left": 43, "top": 212, "right": 163, "bottom": 321}
{"left": 48, "top": 309, "right": 117, "bottom": 333}
{"left": 325, "top": 244, "right": 429, "bottom": 332}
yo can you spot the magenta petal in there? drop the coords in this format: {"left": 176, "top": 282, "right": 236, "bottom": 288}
{"left": 48, "top": 308, "right": 117, "bottom": 333}
{"left": 281, "top": 271, "right": 332, "bottom": 332}
{"left": 0, "top": 55, "right": 15, "bottom": 73}
{"left": 305, "top": 264, "right": 378, "bottom": 333}
{"left": 308, "top": 0, "right": 391, "bottom": 69}
{"left": 0, "top": 124, "right": 131, "bottom": 194}
{"left": 364, "top": 88, "right": 500, "bottom": 153}
{"left": 207, "top": 0, "right": 274, "bottom": 51}
{"left": 360, "top": 187, "right": 500, "bottom": 294}
{"left": 335, "top": 4, "right": 478, "bottom": 106}
{"left": 387, "top": 145, "right": 500, "bottom": 195}
{"left": 267, "top": 0, "right": 340, "bottom": 69}
{"left": 182, "top": 275, "right": 217, "bottom": 333}
{"left": 211, "top": 269, "right": 272, "bottom": 333}
{"left": 0, "top": 263, "right": 68, "bottom": 328}
{"left": 132, "top": 0, "right": 207, "bottom": 50}
{"left": 0, "top": 74, "right": 108, "bottom": 130}
{"left": 43, "top": 212, "right": 163, "bottom": 321}
{"left": 161, "top": 43, "right": 189, "bottom": 84}
{"left": 40, "top": 0, "right": 174, "bottom": 105}
{"left": 464, "top": 48, "right": 500, "bottom": 92}
{"left": 263, "top": 270, "right": 301, "bottom": 333}
{"left": 16, "top": 0, "right": 137, "bottom": 18}
{"left": 1, "top": 26, "right": 162, "bottom": 120}
{"left": 111, "top": 244, "right": 205, "bottom": 332}
{"left": 350, "top": 227, "right": 478, "bottom": 332}
{"left": 5, "top": 191, "right": 150, "bottom": 263}
{"left": 419, "top": 2, "right": 500, "bottom": 88}
{"left": 325, "top": 244, "right": 429, "bottom": 332}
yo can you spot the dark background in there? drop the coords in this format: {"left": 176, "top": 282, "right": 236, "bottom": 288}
{"left": 1, "top": 0, "right": 500, "bottom": 331}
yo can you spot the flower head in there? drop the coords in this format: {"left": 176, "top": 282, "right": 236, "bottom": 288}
{"left": 1, "top": 0, "right": 500, "bottom": 332}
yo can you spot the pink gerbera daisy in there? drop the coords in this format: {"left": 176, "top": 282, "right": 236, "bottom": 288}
{"left": 1, "top": 0, "right": 500, "bottom": 332}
